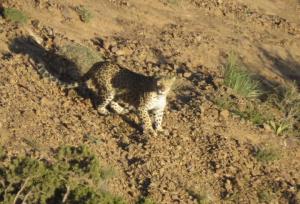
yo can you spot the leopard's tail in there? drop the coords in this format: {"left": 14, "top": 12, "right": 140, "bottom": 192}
{"left": 29, "top": 57, "right": 80, "bottom": 89}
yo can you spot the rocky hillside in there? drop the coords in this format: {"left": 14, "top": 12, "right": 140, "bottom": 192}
{"left": 0, "top": 0, "right": 299, "bottom": 203}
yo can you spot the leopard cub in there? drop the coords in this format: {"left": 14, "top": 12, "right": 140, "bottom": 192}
{"left": 91, "top": 61, "right": 176, "bottom": 135}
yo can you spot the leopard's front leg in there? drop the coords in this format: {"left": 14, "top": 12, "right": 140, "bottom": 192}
{"left": 138, "top": 106, "right": 156, "bottom": 136}
{"left": 153, "top": 108, "right": 165, "bottom": 132}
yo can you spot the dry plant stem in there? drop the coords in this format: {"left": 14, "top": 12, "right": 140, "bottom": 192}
{"left": 14, "top": 177, "right": 30, "bottom": 204}
{"left": 22, "top": 190, "right": 32, "bottom": 204}
{"left": 0, "top": 180, "right": 5, "bottom": 189}
{"left": 4, "top": 183, "right": 12, "bottom": 198}
{"left": 62, "top": 185, "right": 70, "bottom": 203}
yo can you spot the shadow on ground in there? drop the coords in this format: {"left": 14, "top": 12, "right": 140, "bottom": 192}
{"left": 8, "top": 37, "right": 154, "bottom": 134}
{"left": 8, "top": 36, "right": 102, "bottom": 109}
{"left": 9, "top": 36, "right": 82, "bottom": 81}
{"left": 258, "top": 47, "right": 300, "bottom": 88}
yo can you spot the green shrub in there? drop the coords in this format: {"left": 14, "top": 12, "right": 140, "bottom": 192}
{"left": 167, "top": 0, "right": 179, "bottom": 5}
{"left": 224, "top": 53, "right": 261, "bottom": 98}
{"left": 255, "top": 148, "right": 280, "bottom": 163}
{"left": 215, "top": 96, "right": 269, "bottom": 126}
{"left": 257, "top": 189, "right": 274, "bottom": 203}
{"left": 75, "top": 6, "right": 93, "bottom": 23}
{"left": 3, "top": 8, "right": 28, "bottom": 24}
{"left": 137, "top": 197, "right": 156, "bottom": 204}
{"left": 233, "top": 104, "right": 267, "bottom": 126}
{"left": 58, "top": 43, "right": 104, "bottom": 74}
{"left": 187, "top": 190, "right": 211, "bottom": 204}
{"left": 268, "top": 120, "right": 290, "bottom": 136}
{"left": 0, "top": 145, "right": 126, "bottom": 204}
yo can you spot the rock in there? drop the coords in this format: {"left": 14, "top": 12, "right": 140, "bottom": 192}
{"left": 168, "top": 182, "right": 176, "bottom": 190}
{"left": 183, "top": 72, "right": 192, "bottom": 78}
{"left": 263, "top": 123, "right": 272, "bottom": 132}
{"left": 220, "top": 110, "right": 230, "bottom": 119}
{"left": 115, "top": 47, "right": 132, "bottom": 56}
{"left": 110, "top": 46, "right": 118, "bottom": 53}
{"left": 163, "top": 129, "right": 170, "bottom": 135}
{"left": 225, "top": 179, "right": 233, "bottom": 193}
{"left": 199, "top": 105, "right": 206, "bottom": 115}
{"left": 214, "top": 8, "right": 224, "bottom": 17}
{"left": 40, "top": 97, "right": 53, "bottom": 106}
{"left": 31, "top": 20, "right": 41, "bottom": 29}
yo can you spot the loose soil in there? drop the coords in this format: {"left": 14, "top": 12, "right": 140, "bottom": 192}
{"left": 0, "top": 0, "right": 299, "bottom": 203}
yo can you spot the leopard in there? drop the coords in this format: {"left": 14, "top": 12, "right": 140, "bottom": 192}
{"left": 29, "top": 58, "right": 176, "bottom": 135}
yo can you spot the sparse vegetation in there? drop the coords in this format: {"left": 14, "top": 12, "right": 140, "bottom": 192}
{"left": 58, "top": 43, "right": 104, "bottom": 72}
{"left": 137, "top": 197, "right": 156, "bottom": 204}
{"left": 2, "top": 8, "right": 28, "bottom": 24}
{"left": 196, "top": 194, "right": 211, "bottom": 204}
{"left": 216, "top": 81, "right": 299, "bottom": 136}
{"left": 188, "top": 190, "right": 211, "bottom": 204}
{"left": 75, "top": 6, "right": 93, "bottom": 23}
{"left": 224, "top": 53, "right": 261, "bottom": 98}
{"left": 0, "top": 145, "right": 126, "bottom": 204}
{"left": 100, "top": 166, "right": 116, "bottom": 179}
{"left": 268, "top": 120, "right": 290, "bottom": 136}
{"left": 224, "top": 191, "right": 240, "bottom": 203}
{"left": 167, "top": 0, "right": 182, "bottom": 5}
{"left": 214, "top": 96, "right": 236, "bottom": 110}
{"left": 257, "top": 189, "right": 274, "bottom": 203}
{"left": 234, "top": 104, "right": 267, "bottom": 126}
{"left": 220, "top": 56, "right": 299, "bottom": 136}
{"left": 254, "top": 147, "right": 281, "bottom": 163}
{"left": 268, "top": 82, "right": 300, "bottom": 136}
{"left": 215, "top": 96, "right": 269, "bottom": 126}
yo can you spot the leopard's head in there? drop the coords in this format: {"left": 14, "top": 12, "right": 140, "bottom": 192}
{"left": 156, "top": 75, "right": 176, "bottom": 95}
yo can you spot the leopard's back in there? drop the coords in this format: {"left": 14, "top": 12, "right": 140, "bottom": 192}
{"left": 90, "top": 62, "right": 158, "bottom": 106}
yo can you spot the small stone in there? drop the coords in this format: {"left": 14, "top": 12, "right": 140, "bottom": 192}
{"left": 115, "top": 47, "right": 132, "bottom": 56}
{"left": 31, "top": 20, "right": 40, "bottom": 29}
{"left": 66, "top": 89, "right": 78, "bottom": 97}
{"left": 40, "top": 97, "right": 52, "bottom": 106}
{"left": 103, "top": 42, "right": 110, "bottom": 50}
{"left": 62, "top": 100, "right": 71, "bottom": 107}
{"left": 240, "top": 118, "right": 246, "bottom": 124}
{"left": 214, "top": 9, "right": 224, "bottom": 16}
{"left": 183, "top": 72, "right": 192, "bottom": 78}
{"left": 163, "top": 129, "right": 170, "bottom": 135}
{"left": 225, "top": 179, "right": 233, "bottom": 193}
{"left": 199, "top": 105, "right": 205, "bottom": 115}
{"left": 263, "top": 123, "right": 272, "bottom": 132}
{"left": 153, "top": 66, "right": 160, "bottom": 71}
{"left": 110, "top": 46, "right": 118, "bottom": 53}
{"left": 168, "top": 182, "right": 176, "bottom": 190}
{"left": 220, "top": 110, "right": 230, "bottom": 119}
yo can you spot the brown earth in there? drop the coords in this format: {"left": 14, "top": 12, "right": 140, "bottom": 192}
{"left": 0, "top": 0, "right": 300, "bottom": 203}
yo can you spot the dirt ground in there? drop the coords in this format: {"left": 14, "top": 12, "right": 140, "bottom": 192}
{"left": 0, "top": 0, "right": 300, "bottom": 203}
